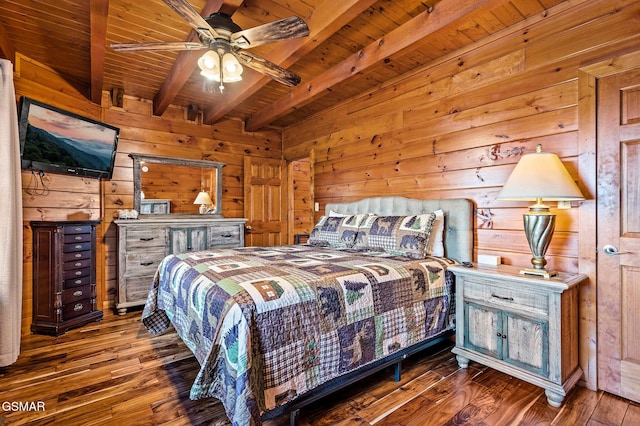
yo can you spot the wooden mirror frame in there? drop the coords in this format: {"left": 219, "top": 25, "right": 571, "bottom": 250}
{"left": 130, "top": 153, "right": 225, "bottom": 217}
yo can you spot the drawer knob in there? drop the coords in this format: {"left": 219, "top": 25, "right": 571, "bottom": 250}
{"left": 74, "top": 303, "right": 83, "bottom": 312}
{"left": 74, "top": 244, "right": 82, "bottom": 249}
{"left": 75, "top": 236, "right": 82, "bottom": 241}
{"left": 221, "top": 234, "right": 232, "bottom": 238}
{"left": 75, "top": 271, "right": 82, "bottom": 276}
{"left": 75, "top": 262, "right": 82, "bottom": 267}
{"left": 75, "top": 253, "right": 82, "bottom": 258}
{"left": 140, "top": 237, "right": 154, "bottom": 241}
{"left": 491, "top": 293, "right": 514, "bottom": 302}
{"left": 497, "top": 333, "right": 507, "bottom": 339}
{"left": 73, "top": 290, "right": 83, "bottom": 297}
{"left": 74, "top": 279, "right": 82, "bottom": 285}
{"left": 74, "top": 227, "right": 82, "bottom": 231}
{"left": 140, "top": 261, "right": 153, "bottom": 266}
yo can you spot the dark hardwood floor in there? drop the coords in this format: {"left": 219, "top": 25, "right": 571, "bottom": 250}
{"left": 1, "top": 310, "right": 639, "bottom": 426}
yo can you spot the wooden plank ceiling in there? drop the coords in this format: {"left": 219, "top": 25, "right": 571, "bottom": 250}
{"left": 0, "top": 0, "right": 566, "bottom": 130}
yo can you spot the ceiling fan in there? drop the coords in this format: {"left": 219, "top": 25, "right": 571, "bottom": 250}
{"left": 110, "top": 0, "right": 309, "bottom": 91}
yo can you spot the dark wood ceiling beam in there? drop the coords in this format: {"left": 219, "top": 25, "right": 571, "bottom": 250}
{"left": 90, "top": 0, "right": 110, "bottom": 104}
{"left": 244, "top": 0, "right": 511, "bottom": 131}
{"left": 153, "top": 0, "right": 243, "bottom": 117}
{"left": 201, "top": 0, "right": 379, "bottom": 125}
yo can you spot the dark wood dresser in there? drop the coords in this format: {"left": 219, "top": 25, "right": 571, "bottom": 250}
{"left": 31, "top": 220, "right": 103, "bottom": 336}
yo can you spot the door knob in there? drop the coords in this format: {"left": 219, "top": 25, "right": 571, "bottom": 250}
{"left": 603, "top": 244, "right": 630, "bottom": 256}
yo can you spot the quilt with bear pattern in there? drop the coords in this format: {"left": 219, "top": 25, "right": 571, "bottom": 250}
{"left": 142, "top": 244, "right": 457, "bottom": 425}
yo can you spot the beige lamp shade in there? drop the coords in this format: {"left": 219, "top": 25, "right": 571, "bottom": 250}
{"left": 497, "top": 146, "right": 584, "bottom": 201}
{"left": 194, "top": 191, "right": 213, "bottom": 215}
{"left": 194, "top": 191, "right": 213, "bottom": 205}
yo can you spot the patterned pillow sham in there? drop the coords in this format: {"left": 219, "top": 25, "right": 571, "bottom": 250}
{"left": 426, "top": 209, "right": 445, "bottom": 257}
{"left": 353, "top": 213, "right": 437, "bottom": 259}
{"left": 308, "top": 213, "right": 368, "bottom": 248}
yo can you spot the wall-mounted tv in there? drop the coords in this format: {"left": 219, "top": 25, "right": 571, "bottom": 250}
{"left": 18, "top": 97, "right": 120, "bottom": 179}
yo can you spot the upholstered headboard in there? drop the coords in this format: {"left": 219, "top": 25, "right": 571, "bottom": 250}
{"left": 324, "top": 197, "right": 474, "bottom": 263}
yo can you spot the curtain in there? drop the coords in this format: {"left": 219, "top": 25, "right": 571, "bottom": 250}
{"left": 0, "top": 59, "right": 23, "bottom": 367}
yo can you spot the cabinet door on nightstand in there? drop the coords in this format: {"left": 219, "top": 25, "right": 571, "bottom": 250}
{"left": 503, "top": 313, "right": 548, "bottom": 377}
{"left": 464, "top": 302, "right": 501, "bottom": 358}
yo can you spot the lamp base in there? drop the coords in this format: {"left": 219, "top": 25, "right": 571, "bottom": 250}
{"left": 519, "top": 267, "right": 557, "bottom": 278}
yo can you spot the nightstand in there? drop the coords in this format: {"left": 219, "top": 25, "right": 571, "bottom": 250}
{"left": 449, "top": 263, "right": 586, "bottom": 407}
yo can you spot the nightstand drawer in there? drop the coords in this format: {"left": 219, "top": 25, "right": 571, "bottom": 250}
{"left": 464, "top": 277, "right": 549, "bottom": 316}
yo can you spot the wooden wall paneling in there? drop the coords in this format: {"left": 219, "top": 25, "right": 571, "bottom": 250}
{"left": 288, "top": 158, "right": 313, "bottom": 243}
{"left": 283, "top": 1, "right": 640, "bottom": 392}
{"left": 524, "top": 1, "right": 640, "bottom": 70}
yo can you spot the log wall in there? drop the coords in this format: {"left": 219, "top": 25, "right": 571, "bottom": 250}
{"left": 282, "top": 0, "right": 640, "bottom": 390}
{"left": 15, "top": 55, "right": 281, "bottom": 335}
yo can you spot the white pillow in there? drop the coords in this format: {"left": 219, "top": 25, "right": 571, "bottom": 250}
{"left": 328, "top": 210, "right": 348, "bottom": 217}
{"left": 425, "top": 210, "right": 445, "bottom": 257}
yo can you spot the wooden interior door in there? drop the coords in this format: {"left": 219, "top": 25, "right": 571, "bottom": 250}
{"left": 243, "top": 157, "right": 286, "bottom": 246}
{"left": 597, "top": 67, "right": 640, "bottom": 402}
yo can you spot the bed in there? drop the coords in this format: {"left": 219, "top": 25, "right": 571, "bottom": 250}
{"left": 141, "top": 196, "right": 474, "bottom": 425}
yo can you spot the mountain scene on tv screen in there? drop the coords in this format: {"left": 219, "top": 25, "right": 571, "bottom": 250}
{"left": 23, "top": 125, "right": 111, "bottom": 171}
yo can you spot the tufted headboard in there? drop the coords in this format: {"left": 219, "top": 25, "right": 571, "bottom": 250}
{"left": 324, "top": 197, "right": 474, "bottom": 263}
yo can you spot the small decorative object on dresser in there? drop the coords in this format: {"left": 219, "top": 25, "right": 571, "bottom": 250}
{"left": 449, "top": 263, "right": 587, "bottom": 407}
{"left": 30, "top": 220, "right": 103, "bottom": 336}
{"left": 115, "top": 216, "right": 247, "bottom": 315}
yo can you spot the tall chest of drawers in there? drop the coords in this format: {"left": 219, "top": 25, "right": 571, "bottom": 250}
{"left": 31, "top": 220, "right": 103, "bottom": 336}
{"left": 115, "top": 217, "right": 247, "bottom": 315}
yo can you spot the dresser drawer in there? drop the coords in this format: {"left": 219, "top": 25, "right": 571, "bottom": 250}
{"left": 63, "top": 233, "right": 91, "bottom": 244}
{"left": 63, "top": 267, "right": 90, "bottom": 281}
{"left": 64, "top": 242, "right": 92, "bottom": 253}
{"left": 64, "top": 274, "right": 92, "bottom": 288}
{"left": 125, "top": 227, "right": 167, "bottom": 249}
{"left": 62, "top": 299, "right": 91, "bottom": 320}
{"left": 464, "top": 277, "right": 549, "bottom": 316}
{"left": 64, "top": 258, "right": 92, "bottom": 271}
{"left": 62, "top": 285, "right": 91, "bottom": 304}
{"left": 209, "top": 225, "right": 242, "bottom": 247}
{"left": 63, "top": 250, "right": 91, "bottom": 262}
{"left": 124, "top": 247, "right": 167, "bottom": 276}
{"left": 124, "top": 275, "right": 156, "bottom": 302}
{"left": 63, "top": 224, "right": 92, "bottom": 235}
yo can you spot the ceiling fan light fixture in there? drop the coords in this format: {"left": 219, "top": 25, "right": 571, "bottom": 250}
{"left": 198, "top": 51, "right": 219, "bottom": 73}
{"left": 221, "top": 53, "right": 243, "bottom": 81}
{"left": 197, "top": 51, "right": 242, "bottom": 85}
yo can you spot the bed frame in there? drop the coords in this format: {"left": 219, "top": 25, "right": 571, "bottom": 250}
{"left": 264, "top": 196, "right": 475, "bottom": 425}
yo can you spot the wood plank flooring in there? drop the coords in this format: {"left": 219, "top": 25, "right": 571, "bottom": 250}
{"left": 1, "top": 310, "right": 639, "bottom": 426}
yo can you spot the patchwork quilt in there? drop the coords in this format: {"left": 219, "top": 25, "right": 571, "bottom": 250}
{"left": 141, "top": 245, "right": 457, "bottom": 425}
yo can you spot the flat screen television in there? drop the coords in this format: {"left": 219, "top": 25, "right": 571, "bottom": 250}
{"left": 18, "top": 97, "right": 120, "bottom": 179}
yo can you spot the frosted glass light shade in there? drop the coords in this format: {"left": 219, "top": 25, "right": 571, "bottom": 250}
{"left": 198, "top": 51, "right": 243, "bottom": 83}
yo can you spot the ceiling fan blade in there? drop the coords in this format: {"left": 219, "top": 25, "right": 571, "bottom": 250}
{"left": 234, "top": 50, "right": 301, "bottom": 87}
{"left": 231, "top": 16, "right": 309, "bottom": 49}
{"left": 110, "top": 41, "right": 207, "bottom": 52}
{"left": 161, "top": 0, "right": 219, "bottom": 43}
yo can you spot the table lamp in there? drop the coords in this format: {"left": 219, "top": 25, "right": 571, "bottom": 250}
{"left": 193, "top": 191, "right": 213, "bottom": 214}
{"left": 497, "top": 144, "right": 584, "bottom": 278}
